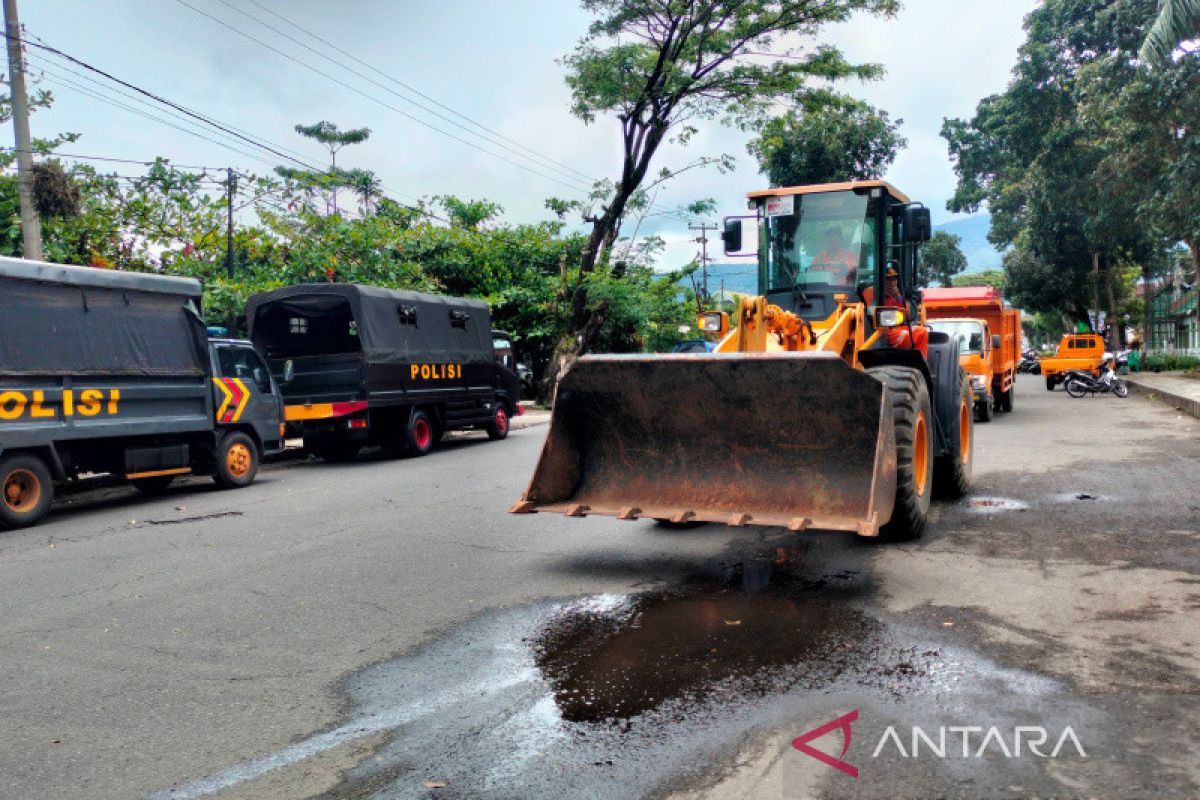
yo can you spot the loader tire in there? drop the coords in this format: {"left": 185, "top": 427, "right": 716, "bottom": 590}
{"left": 868, "top": 367, "right": 933, "bottom": 542}
{"left": 934, "top": 375, "right": 974, "bottom": 500}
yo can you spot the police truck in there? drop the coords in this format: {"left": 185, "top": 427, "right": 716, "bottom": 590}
{"left": 0, "top": 257, "right": 284, "bottom": 529}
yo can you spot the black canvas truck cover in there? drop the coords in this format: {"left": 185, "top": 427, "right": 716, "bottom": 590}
{"left": 248, "top": 284, "right": 492, "bottom": 367}
{"left": 247, "top": 284, "right": 495, "bottom": 402}
{"left": 0, "top": 256, "right": 208, "bottom": 377}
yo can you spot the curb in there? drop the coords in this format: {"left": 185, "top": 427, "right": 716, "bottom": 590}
{"left": 1125, "top": 379, "right": 1200, "bottom": 420}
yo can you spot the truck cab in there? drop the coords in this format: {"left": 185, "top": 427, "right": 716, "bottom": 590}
{"left": 927, "top": 318, "right": 994, "bottom": 421}
{"left": 207, "top": 338, "right": 286, "bottom": 456}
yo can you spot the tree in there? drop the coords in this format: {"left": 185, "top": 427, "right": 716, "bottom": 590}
{"left": 942, "top": 0, "right": 1159, "bottom": 346}
{"left": 1140, "top": 0, "right": 1200, "bottom": 64}
{"left": 918, "top": 230, "right": 968, "bottom": 288}
{"left": 748, "top": 91, "right": 904, "bottom": 187}
{"left": 277, "top": 120, "right": 371, "bottom": 214}
{"left": 952, "top": 268, "right": 1005, "bottom": 293}
{"left": 348, "top": 169, "right": 383, "bottom": 215}
{"left": 547, "top": 0, "right": 898, "bottom": 391}
{"left": 1091, "top": 50, "right": 1200, "bottom": 313}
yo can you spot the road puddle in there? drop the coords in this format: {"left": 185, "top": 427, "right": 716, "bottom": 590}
{"left": 153, "top": 548, "right": 969, "bottom": 800}
{"left": 534, "top": 557, "right": 850, "bottom": 723}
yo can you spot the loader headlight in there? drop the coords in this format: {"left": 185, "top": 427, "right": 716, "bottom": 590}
{"left": 874, "top": 308, "right": 907, "bottom": 328}
{"left": 972, "top": 375, "right": 987, "bottom": 390}
{"left": 698, "top": 311, "right": 728, "bottom": 335}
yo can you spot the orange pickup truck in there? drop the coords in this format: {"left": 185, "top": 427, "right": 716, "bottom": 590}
{"left": 923, "top": 287, "right": 1021, "bottom": 422}
{"left": 1040, "top": 333, "right": 1109, "bottom": 390}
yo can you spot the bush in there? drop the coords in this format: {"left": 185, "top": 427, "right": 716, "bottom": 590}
{"left": 1143, "top": 354, "right": 1200, "bottom": 372}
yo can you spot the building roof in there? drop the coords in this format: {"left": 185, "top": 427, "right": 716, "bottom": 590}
{"left": 746, "top": 180, "right": 911, "bottom": 204}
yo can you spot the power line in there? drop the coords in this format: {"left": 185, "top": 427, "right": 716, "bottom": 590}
{"left": 26, "top": 41, "right": 319, "bottom": 168}
{"left": 0, "top": 146, "right": 214, "bottom": 170}
{"left": 224, "top": 0, "right": 599, "bottom": 187}
{"left": 172, "top": 0, "right": 602, "bottom": 198}
{"left": 10, "top": 31, "right": 323, "bottom": 172}
{"left": 234, "top": 0, "right": 687, "bottom": 222}
{"left": 32, "top": 66, "right": 280, "bottom": 170}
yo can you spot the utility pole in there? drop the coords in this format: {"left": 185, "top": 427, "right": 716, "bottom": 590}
{"left": 689, "top": 222, "right": 716, "bottom": 302}
{"left": 225, "top": 167, "right": 236, "bottom": 279}
{"left": 4, "top": 0, "right": 41, "bottom": 260}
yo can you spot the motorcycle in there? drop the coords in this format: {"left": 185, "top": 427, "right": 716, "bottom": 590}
{"left": 1018, "top": 350, "right": 1041, "bottom": 374}
{"left": 1063, "top": 367, "right": 1128, "bottom": 398}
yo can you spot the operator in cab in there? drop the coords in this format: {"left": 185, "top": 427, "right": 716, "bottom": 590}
{"left": 882, "top": 267, "right": 929, "bottom": 356}
{"left": 811, "top": 226, "right": 857, "bottom": 286}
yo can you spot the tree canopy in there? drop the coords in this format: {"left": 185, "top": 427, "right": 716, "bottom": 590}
{"left": 942, "top": 0, "right": 1163, "bottom": 343}
{"left": 748, "top": 91, "right": 904, "bottom": 187}
{"left": 547, "top": 0, "right": 898, "bottom": 391}
{"left": 918, "top": 230, "right": 968, "bottom": 288}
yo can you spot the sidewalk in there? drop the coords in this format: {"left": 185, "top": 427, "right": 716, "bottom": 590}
{"left": 1124, "top": 372, "right": 1200, "bottom": 419}
{"left": 511, "top": 404, "right": 551, "bottom": 430}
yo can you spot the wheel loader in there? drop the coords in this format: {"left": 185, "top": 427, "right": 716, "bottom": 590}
{"left": 510, "top": 181, "right": 973, "bottom": 539}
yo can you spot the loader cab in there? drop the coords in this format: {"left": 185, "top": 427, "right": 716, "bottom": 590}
{"left": 723, "top": 181, "right": 930, "bottom": 329}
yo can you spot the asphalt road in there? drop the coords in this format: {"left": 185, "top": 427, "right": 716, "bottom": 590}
{"left": 1, "top": 374, "right": 1198, "bottom": 800}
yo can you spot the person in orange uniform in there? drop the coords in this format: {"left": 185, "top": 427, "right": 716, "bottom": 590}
{"left": 882, "top": 267, "right": 928, "bottom": 357}
{"left": 812, "top": 226, "right": 857, "bottom": 286}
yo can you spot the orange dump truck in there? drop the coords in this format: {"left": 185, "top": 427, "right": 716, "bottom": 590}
{"left": 922, "top": 287, "right": 1021, "bottom": 421}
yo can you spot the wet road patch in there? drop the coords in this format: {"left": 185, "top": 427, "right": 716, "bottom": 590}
{"left": 154, "top": 550, "right": 965, "bottom": 800}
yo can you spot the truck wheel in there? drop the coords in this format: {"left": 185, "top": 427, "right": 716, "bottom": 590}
{"left": 213, "top": 432, "right": 259, "bottom": 489}
{"left": 486, "top": 403, "right": 510, "bottom": 441}
{"left": 998, "top": 387, "right": 1014, "bottom": 413}
{"left": 0, "top": 453, "right": 54, "bottom": 529}
{"left": 934, "top": 376, "right": 974, "bottom": 500}
{"left": 869, "top": 367, "right": 933, "bottom": 542}
{"left": 405, "top": 409, "right": 435, "bottom": 456}
{"left": 974, "top": 398, "right": 993, "bottom": 424}
{"left": 1045, "top": 376, "right": 1056, "bottom": 391}
{"left": 131, "top": 475, "right": 175, "bottom": 494}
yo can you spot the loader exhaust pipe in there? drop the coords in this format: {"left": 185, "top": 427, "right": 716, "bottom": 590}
{"left": 511, "top": 352, "right": 897, "bottom": 535}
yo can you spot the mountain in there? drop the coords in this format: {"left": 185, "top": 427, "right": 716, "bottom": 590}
{"left": 934, "top": 214, "right": 1004, "bottom": 273}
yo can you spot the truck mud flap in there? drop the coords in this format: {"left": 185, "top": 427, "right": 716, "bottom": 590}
{"left": 511, "top": 352, "right": 897, "bottom": 535}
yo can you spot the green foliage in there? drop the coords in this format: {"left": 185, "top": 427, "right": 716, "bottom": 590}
{"left": 1140, "top": 0, "right": 1200, "bottom": 65}
{"left": 438, "top": 196, "right": 503, "bottom": 230}
{"left": 554, "top": 0, "right": 899, "bottom": 373}
{"left": 919, "top": 231, "right": 968, "bottom": 288}
{"left": 952, "top": 268, "right": 1006, "bottom": 292}
{"left": 279, "top": 120, "right": 373, "bottom": 214}
{"left": 748, "top": 92, "right": 905, "bottom": 187}
{"left": 942, "top": 0, "right": 1161, "bottom": 326}
{"left": 292, "top": 120, "right": 371, "bottom": 157}
{"left": 0, "top": 79, "right": 79, "bottom": 169}
{"left": 1143, "top": 353, "right": 1200, "bottom": 371}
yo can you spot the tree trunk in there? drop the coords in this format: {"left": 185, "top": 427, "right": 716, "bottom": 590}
{"left": 1103, "top": 253, "right": 1120, "bottom": 349}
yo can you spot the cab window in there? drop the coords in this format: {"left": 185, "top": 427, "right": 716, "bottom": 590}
{"left": 218, "top": 347, "right": 273, "bottom": 394}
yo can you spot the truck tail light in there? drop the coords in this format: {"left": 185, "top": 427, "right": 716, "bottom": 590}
{"left": 347, "top": 418, "right": 368, "bottom": 430}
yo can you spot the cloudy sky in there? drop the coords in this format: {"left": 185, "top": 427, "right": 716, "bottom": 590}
{"left": 15, "top": 0, "right": 1039, "bottom": 267}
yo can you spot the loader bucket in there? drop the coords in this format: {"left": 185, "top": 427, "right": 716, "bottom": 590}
{"left": 511, "top": 352, "right": 898, "bottom": 536}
